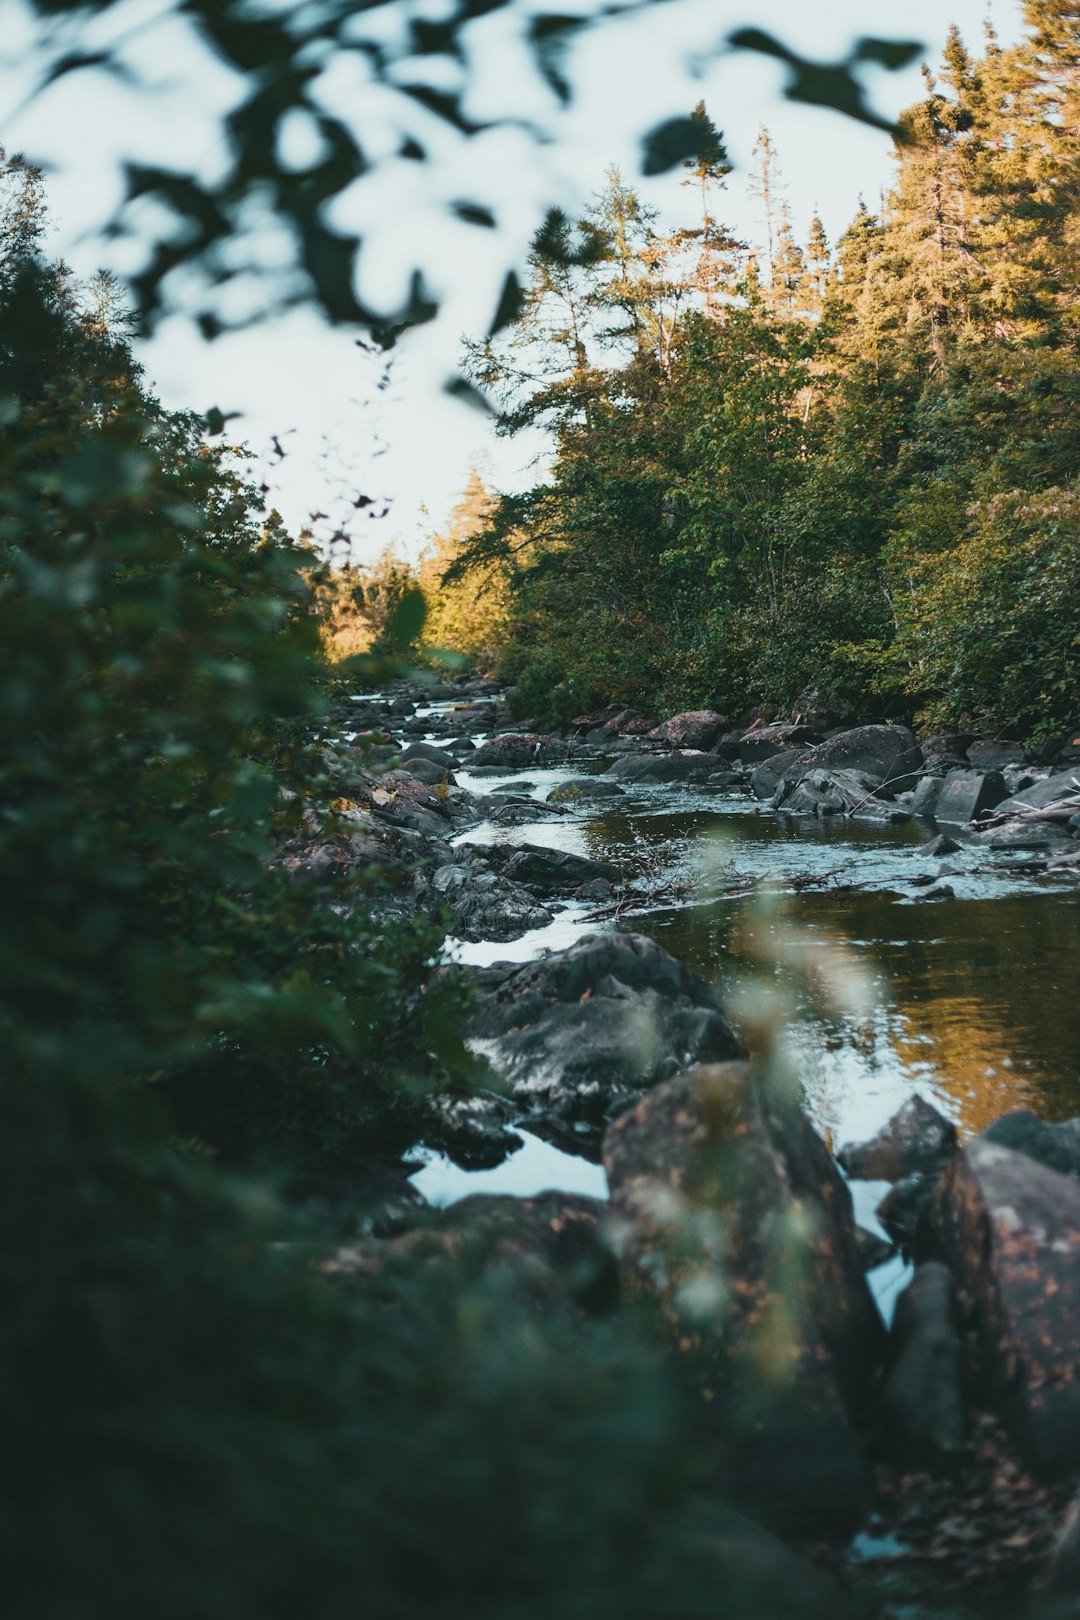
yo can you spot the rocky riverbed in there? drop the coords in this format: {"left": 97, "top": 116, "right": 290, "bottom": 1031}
{"left": 293, "top": 675, "right": 1080, "bottom": 1616}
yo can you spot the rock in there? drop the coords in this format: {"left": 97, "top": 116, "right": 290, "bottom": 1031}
{"left": 921, "top": 1139, "right": 1080, "bottom": 1480}
{"left": 705, "top": 770, "right": 741, "bottom": 790}
{"left": 486, "top": 800, "right": 567, "bottom": 827}
{"left": 854, "top": 1226, "right": 896, "bottom": 1271}
{"left": 1040, "top": 727, "right": 1080, "bottom": 769}
{"left": 648, "top": 709, "right": 729, "bottom": 751}
{"left": 883, "top": 1262, "right": 967, "bottom": 1471}
{"left": 426, "top": 1092, "right": 523, "bottom": 1169}
{"left": 490, "top": 782, "right": 536, "bottom": 796}
{"left": 994, "top": 772, "right": 1080, "bottom": 817}
{"left": 838, "top": 1095, "right": 958, "bottom": 1183}
{"left": 810, "top": 725, "right": 923, "bottom": 794}
{"left": 919, "top": 833, "right": 961, "bottom": 857}
{"left": 911, "top": 775, "right": 944, "bottom": 818}
{"left": 546, "top": 777, "right": 627, "bottom": 804}
{"left": 912, "top": 882, "right": 956, "bottom": 901}
{"left": 967, "top": 739, "right": 1028, "bottom": 771}
{"left": 461, "top": 933, "right": 743, "bottom": 1133}
{"left": 971, "top": 821, "right": 1074, "bottom": 851}
{"left": 399, "top": 756, "right": 456, "bottom": 787}
{"left": 596, "top": 707, "right": 657, "bottom": 737}
{"left": 430, "top": 862, "right": 554, "bottom": 942}
{"left": 981, "top": 1109, "right": 1080, "bottom": 1181}
{"left": 489, "top": 844, "right": 629, "bottom": 897}
{"left": 773, "top": 767, "right": 884, "bottom": 817}
{"left": 603, "top": 1064, "right": 886, "bottom": 1531}
{"left": 750, "top": 749, "right": 802, "bottom": 800}
{"left": 877, "top": 1173, "right": 936, "bottom": 1254}
{"left": 1043, "top": 1490, "right": 1080, "bottom": 1612}
{"left": 605, "top": 750, "right": 716, "bottom": 784}
{"left": 401, "top": 742, "right": 457, "bottom": 768}
{"left": 469, "top": 733, "right": 567, "bottom": 769}
{"left": 920, "top": 733, "right": 976, "bottom": 765}
{"left": 933, "top": 768, "right": 1008, "bottom": 826}
{"left": 736, "top": 724, "right": 824, "bottom": 766}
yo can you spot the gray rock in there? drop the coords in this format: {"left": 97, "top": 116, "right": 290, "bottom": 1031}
{"left": 545, "top": 777, "right": 627, "bottom": 804}
{"left": 470, "top": 733, "right": 567, "bottom": 769}
{"left": 838, "top": 1095, "right": 958, "bottom": 1183}
{"left": 967, "top": 739, "right": 1028, "bottom": 771}
{"left": 854, "top": 1226, "right": 896, "bottom": 1271}
{"left": 981, "top": 1108, "right": 1080, "bottom": 1181}
{"left": 773, "top": 767, "right": 884, "bottom": 817}
{"left": 877, "top": 1173, "right": 936, "bottom": 1254}
{"left": 736, "top": 724, "right": 823, "bottom": 766}
{"left": 491, "top": 844, "right": 630, "bottom": 896}
{"left": 750, "top": 749, "right": 803, "bottom": 800}
{"left": 933, "top": 768, "right": 1008, "bottom": 826}
{"left": 883, "top": 1262, "right": 967, "bottom": 1471}
{"left": 462, "top": 933, "right": 743, "bottom": 1130}
{"left": 603, "top": 1064, "right": 886, "bottom": 1531}
{"left": 994, "top": 771, "right": 1080, "bottom": 817}
{"left": 911, "top": 775, "right": 944, "bottom": 819}
{"left": 970, "top": 820, "right": 1074, "bottom": 851}
{"left": 399, "top": 756, "right": 456, "bottom": 787}
{"left": 811, "top": 724, "right": 923, "bottom": 794}
{"left": 430, "top": 862, "right": 554, "bottom": 942}
{"left": 912, "top": 881, "right": 957, "bottom": 901}
{"left": 605, "top": 750, "right": 715, "bottom": 784}
{"left": 921, "top": 1140, "right": 1080, "bottom": 1480}
{"left": 919, "top": 833, "right": 961, "bottom": 856}
{"left": 400, "top": 742, "right": 457, "bottom": 768}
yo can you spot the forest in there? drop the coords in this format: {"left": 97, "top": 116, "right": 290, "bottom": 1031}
{"left": 4, "top": 2, "right": 1080, "bottom": 1619}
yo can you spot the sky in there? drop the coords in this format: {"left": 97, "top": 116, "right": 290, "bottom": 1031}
{"left": 1, "top": 0, "right": 1024, "bottom": 560}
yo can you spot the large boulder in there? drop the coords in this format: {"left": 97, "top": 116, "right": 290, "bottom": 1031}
{"left": 772, "top": 767, "right": 886, "bottom": 818}
{"left": 486, "top": 843, "right": 630, "bottom": 897}
{"left": 469, "top": 733, "right": 566, "bottom": 769}
{"left": 603, "top": 1064, "right": 886, "bottom": 1530}
{"left": 736, "top": 724, "right": 824, "bottom": 766}
{"left": 882, "top": 1262, "right": 967, "bottom": 1472}
{"left": 605, "top": 750, "right": 716, "bottom": 784}
{"left": 921, "top": 1139, "right": 1080, "bottom": 1480}
{"left": 967, "top": 739, "right": 1028, "bottom": 771}
{"left": 546, "top": 777, "right": 627, "bottom": 804}
{"left": 461, "top": 934, "right": 743, "bottom": 1133}
{"left": 749, "top": 749, "right": 802, "bottom": 801}
{"left": 648, "top": 709, "right": 729, "bottom": 751}
{"left": 837, "top": 1095, "right": 958, "bottom": 1183}
{"left": 991, "top": 771, "right": 1080, "bottom": 818}
{"left": 811, "top": 724, "right": 923, "bottom": 794}
{"left": 932, "top": 768, "right": 1008, "bottom": 826}
{"left": 429, "top": 862, "right": 554, "bottom": 942}
{"left": 981, "top": 1109, "right": 1080, "bottom": 1181}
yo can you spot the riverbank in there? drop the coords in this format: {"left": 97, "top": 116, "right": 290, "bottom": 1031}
{"left": 296, "top": 673, "right": 1080, "bottom": 1616}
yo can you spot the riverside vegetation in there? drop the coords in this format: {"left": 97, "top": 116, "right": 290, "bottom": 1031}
{"left": 5, "top": 5, "right": 1080, "bottom": 1620}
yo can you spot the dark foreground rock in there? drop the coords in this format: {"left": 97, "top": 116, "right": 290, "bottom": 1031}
{"left": 883, "top": 1262, "right": 967, "bottom": 1472}
{"left": 461, "top": 934, "right": 743, "bottom": 1136}
{"left": 484, "top": 843, "right": 630, "bottom": 897}
{"left": 981, "top": 1109, "right": 1080, "bottom": 1180}
{"left": 603, "top": 1064, "right": 886, "bottom": 1531}
{"left": 429, "top": 862, "right": 554, "bottom": 942}
{"left": 922, "top": 1139, "right": 1080, "bottom": 1480}
{"left": 606, "top": 749, "right": 716, "bottom": 783}
{"left": 838, "top": 1094, "right": 958, "bottom": 1183}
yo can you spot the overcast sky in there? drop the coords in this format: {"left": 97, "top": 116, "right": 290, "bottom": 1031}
{"left": 2, "top": 0, "right": 1023, "bottom": 558}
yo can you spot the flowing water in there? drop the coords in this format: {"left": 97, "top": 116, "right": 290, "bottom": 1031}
{"left": 406, "top": 716, "right": 1080, "bottom": 1234}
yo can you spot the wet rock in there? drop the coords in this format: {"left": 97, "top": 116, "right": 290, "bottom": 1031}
{"left": 920, "top": 833, "right": 962, "bottom": 856}
{"left": 426, "top": 1091, "right": 523, "bottom": 1169}
{"left": 486, "top": 843, "right": 629, "bottom": 897}
{"left": 967, "top": 739, "right": 1028, "bottom": 771}
{"left": 1040, "top": 727, "right": 1080, "bottom": 769}
{"left": 773, "top": 767, "right": 884, "bottom": 817}
{"left": 429, "top": 862, "right": 554, "bottom": 942}
{"left": 487, "top": 800, "right": 566, "bottom": 826}
{"left": 605, "top": 750, "right": 716, "bottom": 783}
{"left": 854, "top": 1226, "right": 896, "bottom": 1270}
{"left": 490, "top": 781, "right": 536, "bottom": 796}
{"left": 705, "top": 770, "right": 741, "bottom": 790}
{"left": 922, "top": 1139, "right": 1080, "bottom": 1480}
{"left": 737, "top": 724, "right": 824, "bottom": 766}
{"left": 994, "top": 772, "right": 1080, "bottom": 817}
{"left": 648, "top": 709, "right": 729, "bottom": 751}
{"left": 545, "top": 777, "right": 627, "bottom": 804}
{"left": 750, "top": 749, "right": 802, "bottom": 800}
{"left": 399, "top": 756, "right": 456, "bottom": 787}
{"left": 911, "top": 775, "right": 944, "bottom": 818}
{"left": 603, "top": 1064, "right": 886, "bottom": 1531}
{"left": 877, "top": 1173, "right": 936, "bottom": 1254}
{"left": 401, "top": 742, "right": 457, "bottom": 769}
{"left": 970, "top": 821, "right": 1073, "bottom": 851}
{"left": 981, "top": 1109, "right": 1080, "bottom": 1181}
{"left": 328, "top": 1191, "right": 619, "bottom": 1318}
{"left": 838, "top": 1095, "right": 958, "bottom": 1183}
{"left": 461, "top": 933, "right": 743, "bottom": 1132}
{"left": 811, "top": 724, "right": 923, "bottom": 794}
{"left": 933, "top": 768, "right": 1008, "bottom": 826}
{"left": 913, "top": 881, "right": 956, "bottom": 901}
{"left": 469, "top": 733, "right": 567, "bottom": 769}
{"left": 883, "top": 1262, "right": 967, "bottom": 1471}
{"left": 920, "top": 733, "right": 976, "bottom": 765}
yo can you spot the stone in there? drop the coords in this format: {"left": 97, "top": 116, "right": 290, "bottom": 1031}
{"left": 648, "top": 709, "right": 729, "bottom": 751}
{"left": 469, "top": 733, "right": 567, "bottom": 769}
{"left": 705, "top": 770, "right": 741, "bottom": 790}
{"left": 933, "top": 768, "right": 1008, "bottom": 826}
{"left": 605, "top": 750, "right": 716, "bottom": 784}
{"left": 883, "top": 1262, "right": 967, "bottom": 1471}
{"left": 810, "top": 724, "right": 923, "bottom": 794}
{"left": 981, "top": 1109, "right": 1080, "bottom": 1182}
{"left": 461, "top": 933, "right": 743, "bottom": 1132}
{"left": 603, "top": 1064, "right": 886, "bottom": 1531}
{"left": 912, "top": 881, "right": 956, "bottom": 901}
{"left": 1043, "top": 1490, "right": 1080, "bottom": 1612}
{"left": 910, "top": 775, "right": 944, "bottom": 819}
{"left": 971, "top": 821, "right": 1074, "bottom": 851}
{"left": 967, "top": 739, "right": 1028, "bottom": 771}
{"left": 919, "top": 833, "right": 961, "bottom": 857}
{"left": 487, "top": 801, "right": 567, "bottom": 827}
{"left": 736, "top": 724, "right": 823, "bottom": 766}
{"left": 994, "top": 772, "right": 1080, "bottom": 817}
{"left": 750, "top": 749, "right": 802, "bottom": 800}
{"left": 838, "top": 1095, "right": 958, "bottom": 1183}
{"left": 773, "top": 767, "right": 883, "bottom": 817}
{"left": 489, "top": 844, "right": 629, "bottom": 897}
{"left": 920, "top": 733, "right": 976, "bottom": 765}
{"left": 399, "top": 756, "right": 456, "bottom": 787}
{"left": 921, "top": 1139, "right": 1080, "bottom": 1480}
{"left": 877, "top": 1173, "right": 936, "bottom": 1254}
{"left": 545, "top": 777, "right": 627, "bottom": 804}
{"left": 854, "top": 1226, "right": 896, "bottom": 1271}
{"left": 400, "top": 742, "right": 457, "bottom": 769}
{"left": 430, "top": 862, "right": 554, "bottom": 942}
